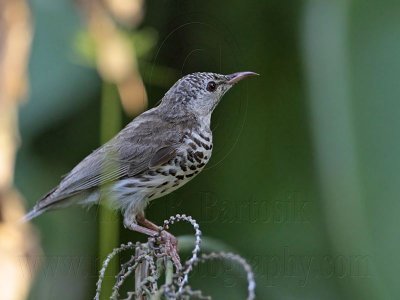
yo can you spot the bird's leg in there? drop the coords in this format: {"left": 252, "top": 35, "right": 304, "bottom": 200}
{"left": 136, "top": 214, "right": 182, "bottom": 270}
{"left": 124, "top": 221, "right": 158, "bottom": 236}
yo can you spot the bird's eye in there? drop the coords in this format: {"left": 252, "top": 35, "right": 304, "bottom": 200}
{"left": 206, "top": 81, "right": 217, "bottom": 92}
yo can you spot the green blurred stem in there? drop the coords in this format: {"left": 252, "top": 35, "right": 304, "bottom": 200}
{"left": 151, "top": 259, "right": 173, "bottom": 300}
{"left": 301, "top": 1, "right": 382, "bottom": 298}
{"left": 99, "top": 82, "right": 121, "bottom": 300}
{"left": 165, "top": 259, "right": 173, "bottom": 286}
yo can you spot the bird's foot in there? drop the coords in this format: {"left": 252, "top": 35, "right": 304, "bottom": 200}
{"left": 127, "top": 215, "right": 182, "bottom": 270}
{"left": 156, "top": 230, "right": 182, "bottom": 270}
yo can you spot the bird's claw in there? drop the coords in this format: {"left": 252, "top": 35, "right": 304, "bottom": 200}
{"left": 155, "top": 231, "right": 182, "bottom": 270}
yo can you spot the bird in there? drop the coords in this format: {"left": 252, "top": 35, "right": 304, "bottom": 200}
{"left": 24, "top": 71, "right": 258, "bottom": 267}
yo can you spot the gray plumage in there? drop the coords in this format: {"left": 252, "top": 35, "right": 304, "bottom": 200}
{"left": 24, "top": 71, "right": 257, "bottom": 226}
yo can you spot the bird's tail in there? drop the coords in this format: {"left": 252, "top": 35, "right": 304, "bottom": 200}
{"left": 21, "top": 186, "right": 59, "bottom": 223}
{"left": 21, "top": 188, "right": 99, "bottom": 223}
{"left": 22, "top": 207, "right": 46, "bottom": 222}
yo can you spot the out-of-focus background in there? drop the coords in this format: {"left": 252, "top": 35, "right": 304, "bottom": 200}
{"left": 1, "top": 0, "right": 399, "bottom": 299}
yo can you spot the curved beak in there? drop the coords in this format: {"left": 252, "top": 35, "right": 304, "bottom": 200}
{"left": 226, "top": 71, "right": 259, "bottom": 84}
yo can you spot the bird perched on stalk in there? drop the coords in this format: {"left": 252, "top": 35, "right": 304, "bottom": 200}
{"left": 24, "top": 71, "right": 258, "bottom": 267}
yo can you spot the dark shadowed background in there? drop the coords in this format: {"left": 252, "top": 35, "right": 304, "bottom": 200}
{"left": 14, "top": 0, "right": 400, "bottom": 299}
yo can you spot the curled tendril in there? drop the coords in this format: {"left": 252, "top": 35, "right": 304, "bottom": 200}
{"left": 94, "top": 214, "right": 256, "bottom": 300}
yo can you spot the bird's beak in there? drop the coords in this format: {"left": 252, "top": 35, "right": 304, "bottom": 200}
{"left": 226, "top": 71, "right": 259, "bottom": 85}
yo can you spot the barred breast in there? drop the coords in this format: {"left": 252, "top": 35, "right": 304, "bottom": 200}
{"left": 144, "top": 128, "right": 213, "bottom": 200}
{"left": 108, "top": 127, "right": 213, "bottom": 216}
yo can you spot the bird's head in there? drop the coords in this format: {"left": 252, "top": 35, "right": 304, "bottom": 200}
{"left": 160, "top": 71, "right": 258, "bottom": 119}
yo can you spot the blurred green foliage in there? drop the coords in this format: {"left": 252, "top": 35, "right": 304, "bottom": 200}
{"left": 17, "top": 0, "right": 400, "bottom": 299}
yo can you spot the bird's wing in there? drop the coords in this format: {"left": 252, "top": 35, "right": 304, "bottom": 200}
{"left": 149, "top": 145, "right": 178, "bottom": 168}
{"left": 36, "top": 110, "right": 194, "bottom": 209}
